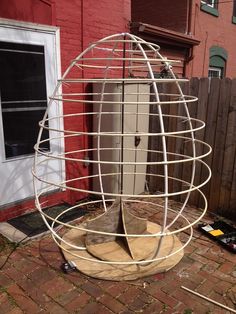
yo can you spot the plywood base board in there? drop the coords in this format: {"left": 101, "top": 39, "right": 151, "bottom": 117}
{"left": 61, "top": 221, "right": 184, "bottom": 281}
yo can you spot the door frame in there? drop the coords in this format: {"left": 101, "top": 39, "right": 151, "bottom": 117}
{"left": 0, "top": 18, "right": 64, "bottom": 206}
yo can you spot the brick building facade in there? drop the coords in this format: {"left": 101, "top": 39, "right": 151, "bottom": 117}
{"left": 131, "top": 0, "right": 236, "bottom": 78}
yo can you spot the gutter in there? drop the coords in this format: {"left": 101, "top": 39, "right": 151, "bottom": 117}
{"left": 131, "top": 22, "right": 200, "bottom": 47}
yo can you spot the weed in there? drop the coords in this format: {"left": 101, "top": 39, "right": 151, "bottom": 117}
{"left": 0, "top": 286, "right": 18, "bottom": 307}
{"left": 183, "top": 309, "right": 193, "bottom": 314}
{"left": 162, "top": 303, "right": 168, "bottom": 312}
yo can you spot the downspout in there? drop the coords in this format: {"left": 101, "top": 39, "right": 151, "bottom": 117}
{"left": 81, "top": 0, "right": 84, "bottom": 52}
{"left": 81, "top": 0, "right": 87, "bottom": 198}
{"left": 81, "top": 0, "right": 86, "bottom": 162}
{"left": 187, "top": 0, "right": 193, "bottom": 35}
{"left": 185, "top": 0, "right": 194, "bottom": 77}
{"left": 81, "top": 0, "right": 85, "bottom": 143}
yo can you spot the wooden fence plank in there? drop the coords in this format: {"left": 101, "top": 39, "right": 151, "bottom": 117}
{"left": 228, "top": 79, "right": 236, "bottom": 219}
{"left": 171, "top": 81, "right": 191, "bottom": 202}
{"left": 167, "top": 82, "right": 183, "bottom": 195}
{"left": 177, "top": 79, "right": 198, "bottom": 204}
{"left": 184, "top": 78, "right": 199, "bottom": 205}
{"left": 208, "top": 78, "right": 232, "bottom": 210}
{"left": 189, "top": 78, "right": 209, "bottom": 207}
{"left": 200, "top": 78, "right": 220, "bottom": 207}
{"left": 218, "top": 79, "right": 236, "bottom": 215}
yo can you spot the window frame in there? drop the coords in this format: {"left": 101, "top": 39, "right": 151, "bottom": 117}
{"left": 0, "top": 41, "right": 50, "bottom": 159}
{"left": 201, "top": 0, "right": 217, "bottom": 9}
{"left": 0, "top": 18, "right": 63, "bottom": 163}
{"left": 200, "top": 0, "right": 219, "bottom": 16}
{"left": 0, "top": 18, "right": 66, "bottom": 206}
{"left": 208, "top": 67, "right": 222, "bottom": 78}
{"left": 209, "top": 46, "right": 227, "bottom": 78}
{"left": 232, "top": 0, "right": 236, "bottom": 24}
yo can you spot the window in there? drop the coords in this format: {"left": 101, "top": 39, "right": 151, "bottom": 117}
{"left": 208, "top": 46, "right": 228, "bottom": 78}
{"left": 201, "top": 0, "right": 219, "bottom": 16}
{"left": 233, "top": 0, "right": 236, "bottom": 24}
{"left": 0, "top": 41, "right": 50, "bottom": 158}
{"left": 201, "top": 0, "right": 217, "bottom": 8}
{"left": 208, "top": 67, "right": 222, "bottom": 78}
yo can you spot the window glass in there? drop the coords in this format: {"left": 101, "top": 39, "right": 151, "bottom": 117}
{"left": 208, "top": 67, "right": 222, "bottom": 78}
{"left": 0, "top": 41, "right": 50, "bottom": 159}
{"left": 201, "top": 0, "right": 217, "bottom": 8}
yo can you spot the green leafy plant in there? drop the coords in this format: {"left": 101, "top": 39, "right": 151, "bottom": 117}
{"left": 183, "top": 309, "right": 193, "bottom": 314}
{"left": 162, "top": 303, "right": 168, "bottom": 311}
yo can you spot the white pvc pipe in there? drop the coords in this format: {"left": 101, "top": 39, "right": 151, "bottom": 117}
{"left": 33, "top": 32, "right": 212, "bottom": 268}
{"left": 181, "top": 286, "right": 236, "bottom": 313}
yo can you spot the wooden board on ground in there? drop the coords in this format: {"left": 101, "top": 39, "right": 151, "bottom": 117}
{"left": 86, "top": 239, "right": 134, "bottom": 262}
{"left": 61, "top": 221, "right": 184, "bottom": 281}
{"left": 122, "top": 206, "right": 158, "bottom": 261}
{"left": 86, "top": 200, "right": 158, "bottom": 261}
{"left": 87, "top": 218, "right": 160, "bottom": 262}
{"left": 85, "top": 200, "right": 123, "bottom": 246}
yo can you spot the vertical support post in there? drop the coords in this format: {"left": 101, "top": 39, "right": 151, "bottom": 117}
{"left": 120, "top": 34, "right": 126, "bottom": 197}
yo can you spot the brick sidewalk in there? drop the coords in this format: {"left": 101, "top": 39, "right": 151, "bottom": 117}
{"left": 0, "top": 213, "right": 235, "bottom": 313}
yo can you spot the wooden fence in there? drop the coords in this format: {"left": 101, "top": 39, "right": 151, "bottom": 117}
{"left": 148, "top": 77, "right": 236, "bottom": 220}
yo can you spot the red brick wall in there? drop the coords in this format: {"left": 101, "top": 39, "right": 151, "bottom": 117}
{"left": 131, "top": 0, "right": 236, "bottom": 78}
{"left": 0, "top": 0, "right": 55, "bottom": 25}
{"left": 188, "top": 0, "right": 236, "bottom": 78}
{"left": 131, "top": 0, "right": 189, "bottom": 33}
{"left": 55, "top": 0, "right": 130, "bottom": 205}
{"left": 0, "top": 0, "right": 131, "bottom": 220}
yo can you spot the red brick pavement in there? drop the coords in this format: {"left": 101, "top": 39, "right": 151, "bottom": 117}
{"left": 0, "top": 210, "right": 235, "bottom": 313}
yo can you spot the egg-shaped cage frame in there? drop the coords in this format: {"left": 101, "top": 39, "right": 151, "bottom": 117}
{"left": 33, "top": 33, "right": 211, "bottom": 280}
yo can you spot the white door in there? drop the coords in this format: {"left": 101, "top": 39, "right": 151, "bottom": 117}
{"left": 0, "top": 20, "right": 64, "bottom": 206}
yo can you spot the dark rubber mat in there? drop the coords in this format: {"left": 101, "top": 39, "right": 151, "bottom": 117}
{"left": 7, "top": 204, "right": 88, "bottom": 237}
